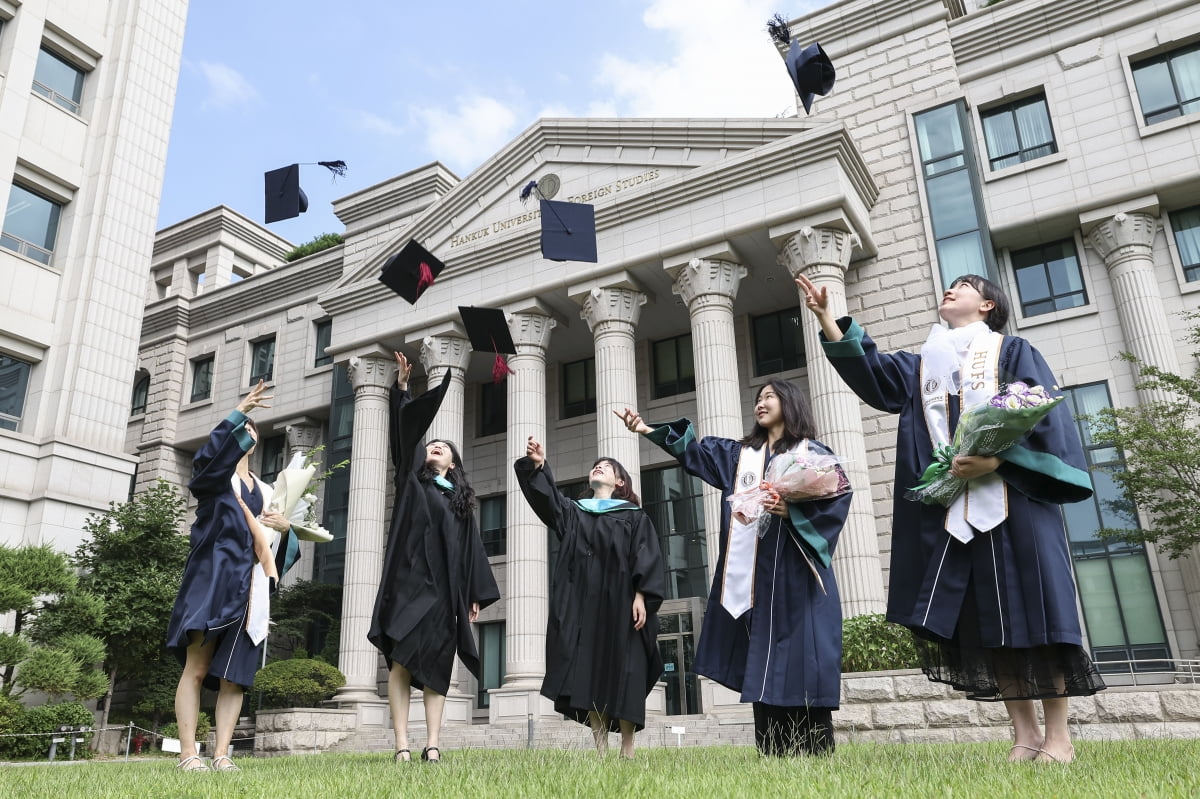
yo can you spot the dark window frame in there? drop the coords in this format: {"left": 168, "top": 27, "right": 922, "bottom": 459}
{"left": 652, "top": 334, "right": 696, "bottom": 398}
{"left": 478, "top": 380, "right": 507, "bottom": 437}
{"left": 0, "top": 353, "right": 33, "bottom": 431}
{"left": 751, "top": 308, "right": 807, "bottom": 376}
{"left": 314, "top": 320, "right": 333, "bottom": 367}
{"left": 1169, "top": 205, "right": 1200, "bottom": 282}
{"left": 32, "top": 46, "right": 85, "bottom": 114}
{"left": 1131, "top": 41, "right": 1200, "bottom": 126}
{"left": 478, "top": 495, "right": 506, "bottom": 557}
{"left": 561, "top": 357, "right": 596, "bottom": 418}
{"left": 130, "top": 372, "right": 150, "bottom": 416}
{"left": 258, "top": 433, "right": 286, "bottom": 485}
{"left": 249, "top": 336, "right": 276, "bottom": 385}
{"left": 476, "top": 621, "right": 505, "bottom": 707}
{"left": 1011, "top": 238, "right": 1088, "bottom": 317}
{"left": 1, "top": 183, "right": 63, "bottom": 265}
{"left": 980, "top": 93, "right": 1058, "bottom": 170}
{"left": 190, "top": 356, "right": 215, "bottom": 403}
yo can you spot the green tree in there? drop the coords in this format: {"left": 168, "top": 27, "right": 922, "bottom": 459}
{"left": 73, "top": 479, "right": 189, "bottom": 728}
{"left": 1087, "top": 312, "right": 1200, "bottom": 559}
{"left": 283, "top": 232, "right": 344, "bottom": 262}
{"left": 268, "top": 580, "right": 342, "bottom": 661}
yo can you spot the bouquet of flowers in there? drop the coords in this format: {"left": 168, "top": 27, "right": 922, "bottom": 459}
{"left": 905, "top": 381, "right": 1063, "bottom": 507}
{"left": 727, "top": 443, "right": 850, "bottom": 535}
{"left": 267, "top": 448, "right": 348, "bottom": 542}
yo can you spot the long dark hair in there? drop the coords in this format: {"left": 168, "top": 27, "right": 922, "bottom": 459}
{"left": 586, "top": 457, "right": 641, "bottom": 507}
{"left": 739, "top": 379, "right": 817, "bottom": 454}
{"left": 417, "top": 439, "right": 477, "bottom": 519}
{"left": 950, "top": 273, "right": 1011, "bottom": 332}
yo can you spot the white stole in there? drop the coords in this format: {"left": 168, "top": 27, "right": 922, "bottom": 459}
{"left": 722, "top": 445, "right": 766, "bottom": 619}
{"left": 920, "top": 326, "right": 1007, "bottom": 543}
{"left": 231, "top": 473, "right": 277, "bottom": 645}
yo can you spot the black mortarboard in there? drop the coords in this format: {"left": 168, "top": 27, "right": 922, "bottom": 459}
{"left": 767, "top": 15, "right": 835, "bottom": 114}
{"left": 263, "top": 160, "right": 348, "bottom": 224}
{"left": 458, "top": 305, "right": 517, "bottom": 383}
{"left": 379, "top": 240, "right": 445, "bottom": 305}
{"left": 539, "top": 199, "right": 598, "bottom": 262}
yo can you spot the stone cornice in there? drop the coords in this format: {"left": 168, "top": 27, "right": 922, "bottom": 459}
{"left": 333, "top": 163, "right": 459, "bottom": 229}
{"left": 153, "top": 205, "right": 292, "bottom": 262}
{"left": 787, "top": 0, "right": 952, "bottom": 57}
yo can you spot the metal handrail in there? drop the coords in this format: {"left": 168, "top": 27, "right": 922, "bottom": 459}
{"left": 1093, "top": 657, "right": 1200, "bottom": 686}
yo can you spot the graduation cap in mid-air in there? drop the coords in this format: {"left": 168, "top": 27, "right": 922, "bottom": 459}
{"left": 378, "top": 239, "right": 445, "bottom": 305}
{"left": 264, "top": 160, "right": 348, "bottom": 224}
{"left": 458, "top": 305, "right": 516, "bottom": 383}
{"left": 767, "top": 14, "right": 836, "bottom": 114}
{"left": 519, "top": 179, "right": 598, "bottom": 263}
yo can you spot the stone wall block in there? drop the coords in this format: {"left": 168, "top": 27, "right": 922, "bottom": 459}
{"left": 924, "top": 700, "right": 972, "bottom": 726}
{"left": 893, "top": 675, "right": 952, "bottom": 700}
{"left": 1159, "top": 689, "right": 1200, "bottom": 721}
{"left": 1095, "top": 691, "right": 1165, "bottom": 723}
{"left": 872, "top": 701, "right": 927, "bottom": 728}
{"left": 832, "top": 703, "right": 873, "bottom": 731}
{"left": 843, "top": 676, "right": 897, "bottom": 702}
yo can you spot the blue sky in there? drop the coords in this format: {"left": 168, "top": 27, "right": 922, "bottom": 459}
{"left": 157, "top": 0, "right": 821, "bottom": 245}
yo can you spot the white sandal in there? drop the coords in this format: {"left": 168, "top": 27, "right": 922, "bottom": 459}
{"left": 212, "top": 754, "right": 241, "bottom": 771}
{"left": 176, "top": 754, "right": 209, "bottom": 771}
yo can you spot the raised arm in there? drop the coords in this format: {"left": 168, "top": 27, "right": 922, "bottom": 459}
{"left": 617, "top": 408, "right": 738, "bottom": 491}
{"left": 388, "top": 351, "right": 452, "bottom": 478}
{"left": 189, "top": 381, "right": 272, "bottom": 498}
{"left": 514, "top": 437, "right": 579, "bottom": 538}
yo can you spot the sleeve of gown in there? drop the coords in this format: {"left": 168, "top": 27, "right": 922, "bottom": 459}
{"left": 784, "top": 439, "right": 853, "bottom": 570}
{"left": 388, "top": 371, "right": 453, "bottom": 480}
{"left": 644, "top": 418, "right": 739, "bottom": 491}
{"left": 630, "top": 514, "right": 666, "bottom": 615}
{"left": 513, "top": 457, "right": 580, "bottom": 540}
{"left": 819, "top": 317, "right": 920, "bottom": 414}
{"left": 994, "top": 338, "right": 1094, "bottom": 504}
{"left": 466, "top": 515, "right": 501, "bottom": 611}
{"left": 188, "top": 410, "right": 254, "bottom": 498}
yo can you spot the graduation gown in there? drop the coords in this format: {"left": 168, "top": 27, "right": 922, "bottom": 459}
{"left": 820, "top": 318, "right": 1093, "bottom": 648}
{"left": 514, "top": 457, "right": 665, "bottom": 731}
{"left": 646, "top": 420, "right": 851, "bottom": 708}
{"left": 367, "top": 373, "right": 500, "bottom": 695}
{"left": 166, "top": 410, "right": 269, "bottom": 690}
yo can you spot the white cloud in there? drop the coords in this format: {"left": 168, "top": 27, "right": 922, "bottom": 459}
{"left": 196, "top": 61, "right": 259, "bottom": 110}
{"left": 413, "top": 95, "right": 521, "bottom": 172}
{"left": 594, "top": 0, "right": 821, "bottom": 118}
{"left": 358, "top": 111, "right": 406, "bottom": 138}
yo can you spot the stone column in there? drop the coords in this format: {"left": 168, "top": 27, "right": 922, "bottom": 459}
{"left": 1086, "top": 211, "right": 1200, "bottom": 649}
{"left": 577, "top": 286, "right": 647, "bottom": 497}
{"left": 283, "top": 420, "right": 322, "bottom": 583}
{"left": 418, "top": 333, "right": 473, "bottom": 722}
{"left": 778, "top": 226, "right": 886, "bottom": 617}
{"left": 670, "top": 258, "right": 747, "bottom": 582}
{"left": 491, "top": 305, "right": 559, "bottom": 723}
{"left": 331, "top": 352, "right": 394, "bottom": 724}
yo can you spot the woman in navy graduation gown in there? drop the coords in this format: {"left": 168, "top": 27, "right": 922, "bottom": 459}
{"left": 167, "top": 380, "right": 291, "bottom": 772}
{"left": 796, "top": 272, "right": 1104, "bottom": 763}
{"left": 514, "top": 436, "right": 665, "bottom": 759}
{"left": 618, "top": 379, "right": 852, "bottom": 756}
{"left": 368, "top": 351, "right": 500, "bottom": 764}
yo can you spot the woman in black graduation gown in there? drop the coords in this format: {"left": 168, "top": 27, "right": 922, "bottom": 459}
{"left": 797, "top": 272, "right": 1104, "bottom": 763}
{"left": 514, "top": 436, "right": 664, "bottom": 759}
{"left": 618, "top": 380, "right": 852, "bottom": 757}
{"left": 167, "top": 380, "right": 290, "bottom": 772}
{"left": 368, "top": 352, "right": 500, "bottom": 764}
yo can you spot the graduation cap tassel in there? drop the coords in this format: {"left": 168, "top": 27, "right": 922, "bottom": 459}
{"left": 519, "top": 180, "right": 539, "bottom": 204}
{"left": 417, "top": 260, "right": 435, "bottom": 293}
{"left": 490, "top": 338, "right": 515, "bottom": 384}
{"left": 317, "top": 160, "right": 348, "bottom": 178}
{"left": 766, "top": 13, "right": 792, "bottom": 46}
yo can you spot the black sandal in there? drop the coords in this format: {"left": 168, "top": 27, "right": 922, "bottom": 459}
{"left": 421, "top": 746, "right": 441, "bottom": 763}
{"left": 393, "top": 749, "right": 411, "bottom": 763}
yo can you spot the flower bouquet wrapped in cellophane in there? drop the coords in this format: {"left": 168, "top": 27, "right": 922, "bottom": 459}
{"left": 267, "top": 448, "right": 348, "bottom": 542}
{"left": 905, "top": 381, "right": 1063, "bottom": 507}
{"left": 727, "top": 442, "right": 850, "bottom": 536}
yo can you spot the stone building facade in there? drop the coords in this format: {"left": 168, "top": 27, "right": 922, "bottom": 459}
{"left": 130, "top": 0, "right": 1200, "bottom": 733}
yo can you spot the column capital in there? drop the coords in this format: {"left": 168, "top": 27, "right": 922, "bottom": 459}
{"left": 1085, "top": 212, "right": 1160, "bottom": 264}
{"left": 347, "top": 354, "right": 395, "bottom": 392}
{"left": 285, "top": 422, "right": 322, "bottom": 451}
{"left": 776, "top": 226, "right": 859, "bottom": 278}
{"left": 578, "top": 286, "right": 647, "bottom": 333}
{"left": 509, "top": 309, "right": 557, "bottom": 352}
{"left": 670, "top": 258, "right": 748, "bottom": 308}
{"left": 419, "top": 334, "right": 471, "bottom": 374}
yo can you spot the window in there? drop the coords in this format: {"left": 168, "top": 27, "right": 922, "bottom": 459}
{"left": 477, "top": 622, "right": 505, "bottom": 707}
{"left": 1169, "top": 205, "right": 1200, "bottom": 282}
{"left": 1011, "top": 239, "right": 1087, "bottom": 317}
{"left": 190, "top": 356, "right": 214, "bottom": 403}
{"left": 258, "top": 434, "right": 286, "bottom": 485}
{"left": 314, "top": 320, "right": 332, "bottom": 367}
{"left": 0, "top": 354, "right": 33, "bottom": 431}
{"left": 642, "top": 465, "right": 708, "bottom": 600}
{"left": 250, "top": 337, "right": 275, "bottom": 384}
{"left": 913, "top": 101, "right": 998, "bottom": 287}
{"left": 1061, "top": 383, "right": 1170, "bottom": 670}
{"left": 130, "top": 372, "right": 150, "bottom": 416}
{"left": 478, "top": 380, "right": 506, "bottom": 437}
{"left": 479, "top": 496, "right": 506, "bottom": 557}
{"left": 752, "top": 309, "right": 806, "bottom": 376}
{"left": 1132, "top": 42, "right": 1200, "bottom": 125}
{"left": 315, "top": 364, "right": 353, "bottom": 585}
{"left": 981, "top": 94, "right": 1057, "bottom": 170}
{"left": 2, "top": 184, "right": 63, "bottom": 265}
{"left": 561, "top": 357, "right": 596, "bottom": 418}
{"left": 652, "top": 335, "right": 695, "bottom": 398}
{"left": 32, "top": 47, "right": 84, "bottom": 114}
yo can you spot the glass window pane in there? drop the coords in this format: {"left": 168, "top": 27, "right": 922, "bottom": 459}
{"left": 1133, "top": 60, "right": 1178, "bottom": 116}
{"left": 1074, "top": 560, "right": 1124, "bottom": 647}
{"left": 927, "top": 172, "right": 978, "bottom": 239}
{"left": 654, "top": 339, "right": 678, "bottom": 385}
{"left": 1046, "top": 246, "right": 1083, "bottom": 294}
{"left": 251, "top": 339, "right": 275, "bottom": 383}
{"left": 1015, "top": 264, "right": 1050, "bottom": 302}
{"left": 190, "top": 358, "right": 213, "bottom": 402}
{"left": 1111, "top": 553, "right": 1167, "bottom": 645}
{"left": 34, "top": 48, "right": 84, "bottom": 103}
{"left": 0, "top": 355, "right": 32, "bottom": 421}
{"left": 1170, "top": 206, "right": 1200, "bottom": 271}
{"left": 1173, "top": 47, "right": 1200, "bottom": 101}
{"left": 1014, "top": 99, "right": 1054, "bottom": 148}
{"left": 678, "top": 337, "right": 695, "bottom": 382}
{"left": 915, "top": 105, "right": 964, "bottom": 163}
{"left": 4, "top": 184, "right": 62, "bottom": 251}
{"left": 314, "top": 321, "right": 332, "bottom": 367}
{"left": 982, "top": 111, "right": 1019, "bottom": 160}
{"left": 935, "top": 232, "right": 987, "bottom": 284}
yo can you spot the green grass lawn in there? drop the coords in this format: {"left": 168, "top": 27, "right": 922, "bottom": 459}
{"left": 2, "top": 740, "right": 1197, "bottom": 798}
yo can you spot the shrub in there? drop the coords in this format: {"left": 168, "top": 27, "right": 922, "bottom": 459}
{"left": 159, "top": 711, "right": 210, "bottom": 746}
{"left": 253, "top": 658, "right": 345, "bottom": 709}
{"left": 0, "top": 701, "right": 95, "bottom": 760}
{"left": 841, "top": 613, "right": 920, "bottom": 673}
{"left": 284, "top": 233, "right": 344, "bottom": 262}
